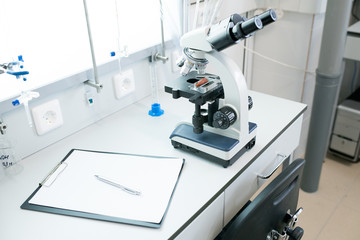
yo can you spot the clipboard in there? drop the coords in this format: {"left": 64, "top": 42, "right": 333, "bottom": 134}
{"left": 21, "top": 149, "right": 185, "bottom": 228}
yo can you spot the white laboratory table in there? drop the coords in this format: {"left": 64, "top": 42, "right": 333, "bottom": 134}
{"left": 0, "top": 91, "right": 306, "bottom": 240}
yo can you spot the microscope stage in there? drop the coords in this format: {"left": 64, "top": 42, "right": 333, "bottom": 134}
{"left": 165, "top": 72, "right": 224, "bottom": 105}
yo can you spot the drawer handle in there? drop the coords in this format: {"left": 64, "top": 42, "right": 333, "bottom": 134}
{"left": 257, "top": 153, "right": 287, "bottom": 180}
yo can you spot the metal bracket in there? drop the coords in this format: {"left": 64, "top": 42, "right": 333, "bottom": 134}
{"left": 267, "top": 230, "right": 287, "bottom": 240}
{"left": 84, "top": 80, "right": 103, "bottom": 92}
{"left": 266, "top": 207, "right": 304, "bottom": 240}
{"left": 288, "top": 207, "right": 303, "bottom": 229}
{"left": 154, "top": 53, "right": 169, "bottom": 63}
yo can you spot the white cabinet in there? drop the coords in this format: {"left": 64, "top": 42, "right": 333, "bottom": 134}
{"left": 175, "top": 193, "right": 224, "bottom": 240}
{"left": 223, "top": 117, "right": 302, "bottom": 225}
{"left": 175, "top": 116, "right": 303, "bottom": 239}
{"left": 344, "top": 22, "right": 360, "bottom": 61}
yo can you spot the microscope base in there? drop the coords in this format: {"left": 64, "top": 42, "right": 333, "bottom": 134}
{"left": 170, "top": 123, "right": 256, "bottom": 168}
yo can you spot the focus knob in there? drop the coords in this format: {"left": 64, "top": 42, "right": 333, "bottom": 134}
{"left": 212, "top": 106, "right": 237, "bottom": 129}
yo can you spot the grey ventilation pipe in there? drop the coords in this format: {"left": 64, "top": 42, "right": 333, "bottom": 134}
{"left": 301, "top": 0, "right": 352, "bottom": 192}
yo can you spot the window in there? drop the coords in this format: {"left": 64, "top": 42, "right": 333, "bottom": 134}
{"left": 0, "top": 0, "right": 174, "bottom": 102}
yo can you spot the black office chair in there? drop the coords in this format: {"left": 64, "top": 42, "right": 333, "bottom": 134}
{"left": 215, "top": 158, "right": 305, "bottom": 240}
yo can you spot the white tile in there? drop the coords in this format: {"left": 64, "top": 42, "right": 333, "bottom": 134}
{"left": 342, "top": 172, "right": 360, "bottom": 212}
{"left": 316, "top": 157, "right": 359, "bottom": 202}
{"left": 279, "top": 0, "right": 300, "bottom": 12}
{"left": 251, "top": 11, "right": 314, "bottom": 102}
{"left": 317, "top": 205, "right": 360, "bottom": 240}
{"left": 307, "top": 13, "right": 325, "bottom": 71}
{"left": 300, "top": 154, "right": 360, "bottom": 239}
{"left": 298, "top": 190, "right": 337, "bottom": 240}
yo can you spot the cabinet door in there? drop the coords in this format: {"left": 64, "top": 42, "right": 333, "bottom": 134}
{"left": 223, "top": 116, "right": 302, "bottom": 225}
{"left": 175, "top": 193, "right": 224, "bottom": 240}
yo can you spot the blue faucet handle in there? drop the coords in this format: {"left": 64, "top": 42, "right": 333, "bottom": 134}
{"left": 7, "top": 70, "right": 29, "bottom": 76}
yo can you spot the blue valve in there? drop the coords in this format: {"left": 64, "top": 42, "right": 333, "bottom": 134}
{"left": 7, "top": 71, "right": 29, "bottom": 76}
{"left": 12, "top": 99, "right": 20, "bottom": 106}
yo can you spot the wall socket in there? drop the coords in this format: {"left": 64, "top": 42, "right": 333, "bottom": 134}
{"left": 113, "top": 69, "right": 135, "bottom": 99}
{"left": 32, "top": 99, "right": 64, "bottom": 135}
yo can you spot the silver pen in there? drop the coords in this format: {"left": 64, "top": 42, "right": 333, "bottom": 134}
{"left": 94, "top": 175, "right": 141, "bottom": 196}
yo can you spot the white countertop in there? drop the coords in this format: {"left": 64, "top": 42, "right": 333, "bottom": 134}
{"left": 0, "top": 91, "right": 306, "bottom": 240}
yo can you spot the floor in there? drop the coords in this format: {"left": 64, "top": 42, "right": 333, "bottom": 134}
{"left": 298, "top": 153, "right": 360, "bottom": 240}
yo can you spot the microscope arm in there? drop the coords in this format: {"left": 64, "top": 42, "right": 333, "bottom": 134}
{"left": 203, "top": 50, "right": 249, "bottom": 141}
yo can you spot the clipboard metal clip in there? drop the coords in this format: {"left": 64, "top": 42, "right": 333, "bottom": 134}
{"left": 40, "top": 161, "right": 68, "bottom": 187}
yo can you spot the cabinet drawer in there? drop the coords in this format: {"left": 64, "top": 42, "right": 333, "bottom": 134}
{"left": 175, "top": 193, "right": 224, "bottom": 240}
{"left": 223, "top": 116, "right": 302, "bottom": 225}
{"left": 330, "top": 134, "right": 357, "bottom": 157}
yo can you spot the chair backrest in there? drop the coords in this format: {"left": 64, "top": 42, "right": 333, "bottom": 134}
{"left": 216, "top": 158, "right": 305, "bottom": 240}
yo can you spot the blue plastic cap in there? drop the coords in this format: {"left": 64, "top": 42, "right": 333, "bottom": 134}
{"left": 12, "top": 99, "right": 20, "bottom": 106}
{"left": 18, "top": 55, "right": 23, "bottom": 62}
{"left": 110, "top": 51, "right": 116, "bottom": 57}
{"left": 148, "top": 103, "right": 164, "bottom": 117}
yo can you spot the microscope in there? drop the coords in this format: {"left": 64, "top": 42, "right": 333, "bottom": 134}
{"left": 165, "top": 10, "right": 277, "bottom": 167}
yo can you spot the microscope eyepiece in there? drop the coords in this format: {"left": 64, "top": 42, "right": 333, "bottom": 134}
{"left": 206, "top": 9, "right": 277, "bottom": 51}
{"left": 257, "top": 9, "right": 277, "bottom": 26}
{"left": 232, "top": 16, "right": 263, "bottom": 40}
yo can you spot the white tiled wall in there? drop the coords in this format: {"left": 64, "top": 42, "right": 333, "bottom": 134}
{"left": 250, "top": 10, "right": 325, "bottom": 157}
{"left": 1, "top": 57, "right": 177, "bottom": 160}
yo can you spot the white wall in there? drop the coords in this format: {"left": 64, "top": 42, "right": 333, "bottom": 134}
{"left": 1, "top": 55, "right": 177, "bottom": 161}
{"left": 250, "top": 11, "right": 325, "bottom": 158}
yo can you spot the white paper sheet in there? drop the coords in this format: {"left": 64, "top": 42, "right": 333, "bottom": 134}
{"left": 29, "top": 150, "right": 184, "bottom": 224}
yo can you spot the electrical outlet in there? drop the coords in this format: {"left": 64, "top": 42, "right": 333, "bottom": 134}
{"left": 113, "top": 69, "right": 135, "bottom": 99}
{"left": 32, "top": 99, "right": 64, "bottom": 135}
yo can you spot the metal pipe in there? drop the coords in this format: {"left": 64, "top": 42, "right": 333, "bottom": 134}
{"left": 155, "top": 0, "right": 169, "bottom": 63}
{"left": 159, "top": 0, "right": 166, "bottom": 59}
{"left": 301, "top": 0, "right": 352, "bottom": 192}
{"left": 83, "top": 0, "right": 102, "bottom": 92}
{"left": 181, "top": 0, "right": 189, "bottom": 35}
